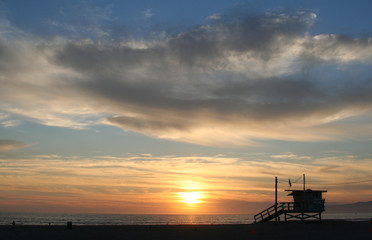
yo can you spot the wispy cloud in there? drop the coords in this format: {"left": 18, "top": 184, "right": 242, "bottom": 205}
{"left": 1, "top": 10, "right": 372, "bottom": 146}
{"left": 0, "top": 153, "right": 371, "bottom": 213}
{"left": 207, "top": 13, "right": 223, "bottom": 20}
{"left": 142, "top": 8, "right": 154, "bottom": 19}
{"left": 0, "top": 112, "right": 19, "bottom": 127}
{"left": 0, "top": 139, "right": 28, "bottom": 152}
{"left": 49, "top": 1, "right": 114, "bottom": 38}
{"left": 271, "top": 152, "right": 312, "bottom": 160}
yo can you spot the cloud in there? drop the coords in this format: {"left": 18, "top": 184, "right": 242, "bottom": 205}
{"left": 1, "top": 10, "right": 372, "bottom": 146}
{"left": 1, "top": 153, "right": 371, "bottom": 212}
{"left": 271, "top": 153, "right": 311, "bottom": 161}
{"left": 142, "top": 8, "right": 154, "bottom": 19}
{"left": 207, "top": 13, "right": 223, "bottom": 21}
{"left": 0, "top": 139, "right": 28, "bottom": 152}
{"left": 0, "top": 112, "right": 19, "bottom": 127}
{"left": 49, "top": 1, "right": 114, "bottom": 38}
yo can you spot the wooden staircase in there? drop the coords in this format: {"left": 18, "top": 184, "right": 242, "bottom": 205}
{"left": 254, "top": 202, "right": 293, "bottom": 223}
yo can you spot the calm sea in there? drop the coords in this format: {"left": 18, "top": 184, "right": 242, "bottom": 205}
{"left": 0, "top": 213, "right": 371, "bottom": 226}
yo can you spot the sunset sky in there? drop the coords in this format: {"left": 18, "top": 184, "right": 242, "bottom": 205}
{"left": 1, "top": 0, "right": 372, "bottom": 214}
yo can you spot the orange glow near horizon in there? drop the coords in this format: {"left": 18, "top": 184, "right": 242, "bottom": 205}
{"left": 1, "top": 155, "right": 372, "bottom": 214}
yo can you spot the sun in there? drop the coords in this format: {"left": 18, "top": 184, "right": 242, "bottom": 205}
{"left": 180, "top": 192, "right": 203, "bottom": 204}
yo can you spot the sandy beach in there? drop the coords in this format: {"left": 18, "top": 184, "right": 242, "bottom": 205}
{"left": 0, "top": 220, "right": 371, "bottom": 240}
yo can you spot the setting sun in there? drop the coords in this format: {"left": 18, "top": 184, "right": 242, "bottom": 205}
{"left": 180, "top": 192, "right": 203, "bottom": 204}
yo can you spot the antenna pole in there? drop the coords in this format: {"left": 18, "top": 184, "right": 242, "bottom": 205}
{"left": 303, "top": 174, "right": 305, "bottom": 191}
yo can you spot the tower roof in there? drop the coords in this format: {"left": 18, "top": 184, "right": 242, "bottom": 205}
{"left": 285, "top": 189, "right": 327, "bottom": 195}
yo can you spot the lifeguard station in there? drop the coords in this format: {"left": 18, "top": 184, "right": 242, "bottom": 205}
{"left": 254, "top": 175, "right": 327, "bottom": 223}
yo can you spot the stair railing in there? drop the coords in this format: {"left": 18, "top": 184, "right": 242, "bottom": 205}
{"left": 254, "top": 202, "right": 294, "bottom": 223}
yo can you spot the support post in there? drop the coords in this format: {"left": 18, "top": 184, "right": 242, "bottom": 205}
{"left": 275, "top": 176, "right": 278, "bottom": 223}
{"left": 302, "top": 174, "right": 305, "bottom": 222}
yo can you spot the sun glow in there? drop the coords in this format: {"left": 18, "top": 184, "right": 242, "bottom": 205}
{"left": 180, "top": 192, "right": 203, "bottom": 204}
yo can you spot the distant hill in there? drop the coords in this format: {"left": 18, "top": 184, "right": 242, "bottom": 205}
{"left": 326, "top": 201, "right": 372, "bottom": 213}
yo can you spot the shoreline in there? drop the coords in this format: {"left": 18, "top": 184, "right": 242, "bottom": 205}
{"left": 1, "top": 220, "right": 371, "bottom": 240}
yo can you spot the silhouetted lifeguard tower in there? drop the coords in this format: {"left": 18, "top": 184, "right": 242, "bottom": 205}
{"left": 254, "top": 175, "right": 327, "bottom": 223}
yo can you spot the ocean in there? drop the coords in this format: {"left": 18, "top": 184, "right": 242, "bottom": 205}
{"left": 1, "top": 212, "right": 371, "bottom": 226}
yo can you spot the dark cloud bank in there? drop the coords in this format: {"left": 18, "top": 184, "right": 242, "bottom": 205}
{"left": 1, "top": 10, "right": 372, "bottom": 146}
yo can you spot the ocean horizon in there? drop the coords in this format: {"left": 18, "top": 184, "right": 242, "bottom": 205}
{"left": 1, "top": 212, "right": 371, "bottom": 226}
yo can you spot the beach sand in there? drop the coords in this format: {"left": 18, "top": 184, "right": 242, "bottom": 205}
{"left": 1, "top": 220, "right": 371, "bottom": 240}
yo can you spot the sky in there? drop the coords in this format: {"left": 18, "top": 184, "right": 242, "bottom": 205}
{"left": 0, "top": 0, "right": 372, "bottom": 214}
